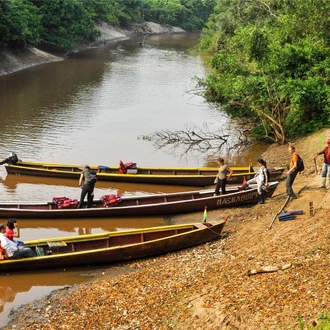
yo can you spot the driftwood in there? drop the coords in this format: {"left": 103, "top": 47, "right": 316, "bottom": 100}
{"left": 247, "top": 263, "right": 292, "bottom": 276}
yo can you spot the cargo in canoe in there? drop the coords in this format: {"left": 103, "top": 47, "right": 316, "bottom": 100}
{"left": 0, "top": 182, "right": 279, "bottom": 219}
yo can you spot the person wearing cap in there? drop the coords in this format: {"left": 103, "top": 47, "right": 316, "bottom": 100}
{"left": 0, "top": 224, "right": 36, "bottom": 259}
{"left": 0, "top": 152, "right": 18, "bottom": 166}
{"left": 315, "top": 138, "right": 330, "bottom": 189}
{"left": 77, "top": 165, "right": 96, "bottom": 208}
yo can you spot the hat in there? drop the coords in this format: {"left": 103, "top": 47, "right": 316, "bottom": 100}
{"left": 84, "top": 165, "right": 90, "bottom": 169}
{"left": 327, "top": 138, "right": 330, "bottom": 144}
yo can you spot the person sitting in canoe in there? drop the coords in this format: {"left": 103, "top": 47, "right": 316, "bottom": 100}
{"left": 77, "top": 165, "right": 97, "bottom": 208}
{"left": 6, "top": 219, "right": 24, "bottom": 247}
{"left": 0, "top": 224, "right": 36, "bottom": 259}
{"left": 214, "top": 158, "right": 233, "bottom": 196}
{"left": 0, "top": 152, "right": 18, "bottom": 165}
{"left": 239, "top": 158, "right": 269, "bottom": 204}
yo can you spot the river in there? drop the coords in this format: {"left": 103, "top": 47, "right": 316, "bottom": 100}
{"left": 0, "top": 33, "right": 267, "bottom": 327}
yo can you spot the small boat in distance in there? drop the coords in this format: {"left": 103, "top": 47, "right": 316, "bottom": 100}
{"left": 0, "top": 221, "right": 227, "bottom": 272}
{"left": 0, "top": 182, "right": 279, "bottom": 219}
{"left": 5, "top": 161, "right": 284, "bottom": 186}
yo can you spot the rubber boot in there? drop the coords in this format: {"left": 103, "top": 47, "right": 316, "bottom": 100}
{"left": 239, "top": 183, "right": 249, "bottom": 191}
{"left": 318, "top": 177, "right": 326, "bottom": 188}
{"left": 258, "top": 193, "right": 264, "bottom": 204}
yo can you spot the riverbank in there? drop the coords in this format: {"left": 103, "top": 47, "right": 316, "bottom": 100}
{"left": 0, "top": 22, "right": 185, "bottom": 76}
{"left": 2, "top": 128, "right": 330, "bottom": 329}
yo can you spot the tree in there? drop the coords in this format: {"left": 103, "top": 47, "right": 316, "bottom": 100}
{"left": 197, "top": 0, "right": 330, "bottom": 143}
{"left": 0, "top": 0, "right": 41, "bottom": 47}
{"left": 36, "top": 0, "right": 96, "bottom": 49}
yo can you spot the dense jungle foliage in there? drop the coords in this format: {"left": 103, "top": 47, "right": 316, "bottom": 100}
{"left": 0, "top": 0, "right": 215, "bottom": 49}
{"left": 197, "top": 0, "right": 330, "bottom": 143}
{"left": 2, "top": 0, "right": 329, "bottom": 143}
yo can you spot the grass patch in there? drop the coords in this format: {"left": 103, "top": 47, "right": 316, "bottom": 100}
{"left": 298, "top": 312, "right": 330, "bottom": 329}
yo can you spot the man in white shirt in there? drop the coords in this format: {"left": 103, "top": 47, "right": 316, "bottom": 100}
{"left": 0, "top": 224, "right": 35, "bottom": 258}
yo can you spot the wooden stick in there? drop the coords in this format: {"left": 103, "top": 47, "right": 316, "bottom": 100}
{"left": 269, "top": 176, "right": 315, "bottom": 230}
{"left": 314, "top": 157, "right": 317, "bottom": 174}
{"left": 268, "top": 196, "right": 290, "bottom": 230}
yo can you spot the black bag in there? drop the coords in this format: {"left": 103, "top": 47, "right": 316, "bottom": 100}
{"left": 296, "top": 156, "right": 305, "bottom": 172}
{"left": 87, "top": 170, "right": 97, "bottom": 184}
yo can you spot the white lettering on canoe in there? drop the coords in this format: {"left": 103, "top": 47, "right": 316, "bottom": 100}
{"left": 216, "top": 191, "right": 259, "bottom": 205}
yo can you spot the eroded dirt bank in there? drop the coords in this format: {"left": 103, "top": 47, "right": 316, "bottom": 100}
{"left": 0, "top": 22, "right": 185, "bottom": 77}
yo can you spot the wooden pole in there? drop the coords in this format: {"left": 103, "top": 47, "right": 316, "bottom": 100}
{"left": 309, "top": 201, "right": 314, "bottom": 216}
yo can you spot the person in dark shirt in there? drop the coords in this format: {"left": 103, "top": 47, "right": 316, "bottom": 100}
{"left": 77, "top": 165, "right": 97, "bottom": 208}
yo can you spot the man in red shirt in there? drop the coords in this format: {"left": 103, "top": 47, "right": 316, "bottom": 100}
{"left": 315, "top": 138, "right": 330, "bottom": 189}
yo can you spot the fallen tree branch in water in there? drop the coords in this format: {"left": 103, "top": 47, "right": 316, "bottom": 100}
{"left": 139, "top": 123, "right": 253, "bottom": 159}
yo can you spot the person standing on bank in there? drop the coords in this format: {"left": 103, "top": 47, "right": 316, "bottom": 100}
{"left": 314, "top": 138, "right": 330, "bottom": 189}
{"left": 77, "top": 165, "right": 97, "bottom": 208}
{"left": 214, "top": 158, "right": 233, "bottom": 196}
{"left": 286, "top": 146, "right": 299, "bottom": 199}
{"left": 0, "top": 224, "right": 35, "bottom": 258}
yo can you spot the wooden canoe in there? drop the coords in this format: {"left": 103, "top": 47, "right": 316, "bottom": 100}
{"left": 0, "top": 182, "right": 279, "bottom": 219}
{"left": 0, "top": 221, "right": 226, "bottom": 272}
{"left": 5, "top": 161, "right": 284, "bottom": 186}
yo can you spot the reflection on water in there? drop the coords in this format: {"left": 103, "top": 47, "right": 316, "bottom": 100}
{"left": 0, "top": 169, "right": 199, "bottom": 201}
{"left": 0, "top": 33, "right": 229, "bottom": 326}
{"left": 0, "top": 266, "right": 123, "bottom": 327}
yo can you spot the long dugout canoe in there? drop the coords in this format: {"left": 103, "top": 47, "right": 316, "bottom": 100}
{"left": 0, "top": 221, "right": 226, "bottom": 272}
{"left": 5, "top": 161, "right": 284, "bottom": 186}
{"left": 0, "top": 182, "right": 279, "bottom": 219}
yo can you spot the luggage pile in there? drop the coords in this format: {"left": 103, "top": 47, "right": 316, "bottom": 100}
{"left": 100, "top": 194, "right": 122, "bottom": 207}
{"left": 119, "top": 160, "right": 137, "bottom": 174}
{"left": 277, "top": 210, "right": 303, "bottom": 221}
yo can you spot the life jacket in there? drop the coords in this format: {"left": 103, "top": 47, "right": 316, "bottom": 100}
{"left": 100, "top": 194, "right": 122, "bottom": 207}
{"left": 119, "top": 160, "right": 137, "bottom": 174}
{"left": 53, "top": 197, "right": 79, "bottom": 209}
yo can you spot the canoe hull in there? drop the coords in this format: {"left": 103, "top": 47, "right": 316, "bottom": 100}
{"left": 5, "top": 162, "right": 283, "bottom": 186}
{"left": 0, "top": 222, "right": 226, "bottom": 272}
{"left": 0, "top": 182, "right": 279, "bottom": 219}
